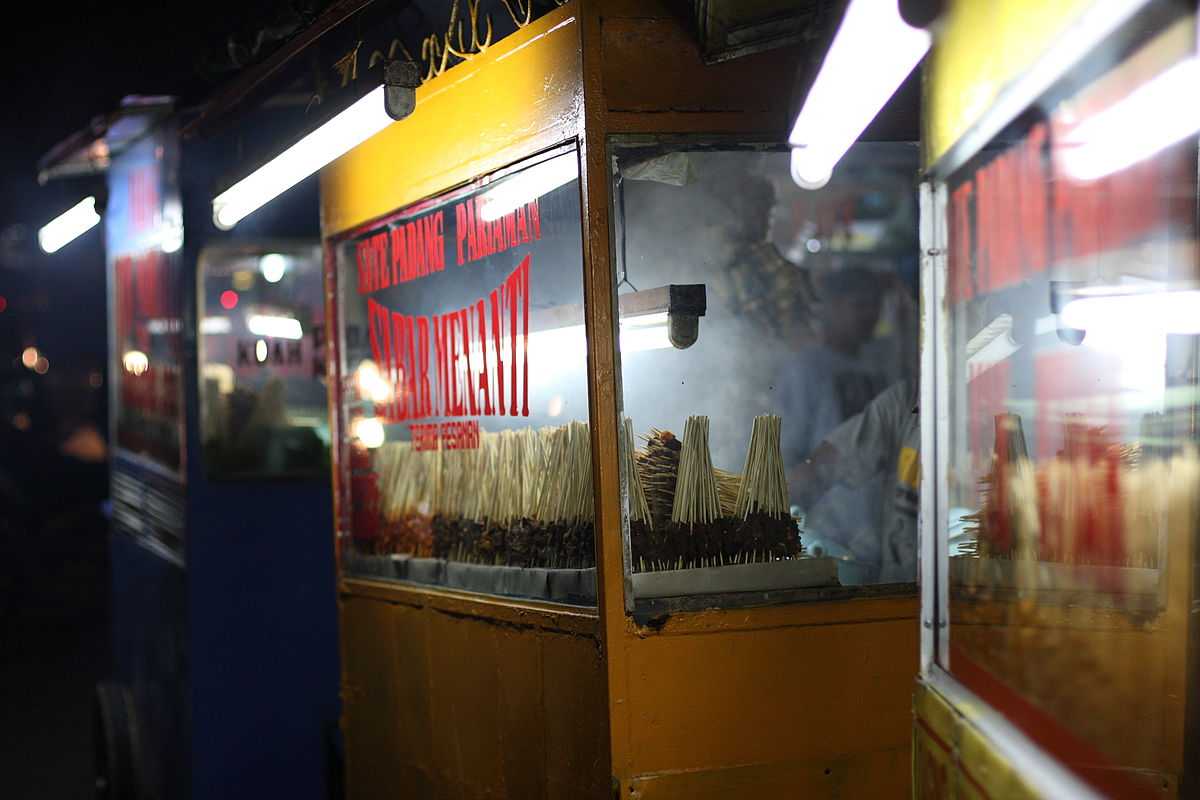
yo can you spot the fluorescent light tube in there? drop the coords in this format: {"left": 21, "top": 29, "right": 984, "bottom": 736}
{"left": 1060, "top": 57, "right": 1200, "bottom": 181}
{"left": 788, "top": 0, "right": 930, "bottom": 189}
{"left": 39, "top": 197, "right": 101, "bottom": 253}
{"left": 212, "top": 86, "right": 393, "bottom": 229}
{"left": 1062, "top": 289, "right": 1200, "bottom": 335}
{"left": 200, "top": 316, "right": 232, "bottom": 335}
{"left": 478, "top": 152, "right": 578, "bottom": 222}
{"left": 247, "top": 314, "right": 303, "bottom": 340}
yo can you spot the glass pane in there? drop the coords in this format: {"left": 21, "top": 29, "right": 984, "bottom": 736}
{"left": 941, "top": 18, "right": 1198, "bottom": 795}
{"left": 199, "top": 244, "right": 329, "bottom": 479}
{"left": 109, "top": 129, "right": 186, "bottom": 478}
{"left": 612, "top": 140, "right": 921, "bottom": 600}
{"left": 333, "top": 147, "right": 596, "bottom": 606}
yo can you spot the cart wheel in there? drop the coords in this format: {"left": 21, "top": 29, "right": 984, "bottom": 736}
{"left": 93, "top": 682, "right": 144, "bottom": 800}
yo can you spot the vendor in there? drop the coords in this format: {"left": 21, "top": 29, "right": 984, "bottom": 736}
{"left": 791, "top": 380, "right": 920, "bottom": 584}
{"left": 779, "top": 266, "right": 888, "bottom": 461}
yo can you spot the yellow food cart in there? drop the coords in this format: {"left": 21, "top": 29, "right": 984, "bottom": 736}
{"left": 913, "top": 0, "right": 1200, "bottom": 797}
{"left": 310, "top": 1, "right": 922, "bottom": 796}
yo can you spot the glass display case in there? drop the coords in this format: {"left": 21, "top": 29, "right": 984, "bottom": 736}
{"left": 198, "top": 243, "right": 329, "bottom": 479}
{"left": 610, "top": 139, "right": 921, "bottom": 599}
{"left": 331, "top": 145, "right": 597, "bottom": 605}
{"left": 928, "top": 14, "right": 1199, "bottom": 795}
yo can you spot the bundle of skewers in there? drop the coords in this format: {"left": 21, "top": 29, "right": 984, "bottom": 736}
{"left": 964, "top": 423, "right": 1196, "bottom": 586}
{"left": 375, "top": 441, "right": 437, "bottom": 556}
{"left": 372, "top": 422, "right": 596, "bottom": 569}
{"left": 631, "top": 414, "right": 802, "bottom": 572}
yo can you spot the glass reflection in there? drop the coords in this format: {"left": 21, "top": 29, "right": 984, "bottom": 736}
{"left": 198, "top": 244, "right": 329, "bottom": 479}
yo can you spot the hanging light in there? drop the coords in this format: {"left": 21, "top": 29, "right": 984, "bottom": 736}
{"left": 212, "top": 86, "right": 393, "bottom": 230}
{"left": 1060, "top": 57, "right": 1200, "bottom": 181}
{"left": 788, "top": 0, "right": 930, "bottom": 189}
{"left": 38, "top": 197, "right": 101, "bottom": 253}
{"left": 478, "top": 152, "right": 579, "bottom": 222}
{"left": 247, "top": 314, "right": 303, "bottom": 340}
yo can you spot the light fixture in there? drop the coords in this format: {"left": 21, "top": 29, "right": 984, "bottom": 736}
{"left": 200, "top": 316, "right": 232, "bottom": 335}
{"left": 212, "top": 85, "right": 394, "bottom": 230}
{"left": 255, "top": 340, "right": 268, "bottom": 363}
{"left": 248, "top": 314, "right": 303, "bottom": 340}
{"left": 352, "top": 416, "right": 386, "bottom": 449}
{"left": 526, "top": 313, "right": 673, "bottom": 366}
{"left": 122, "top": 350, "right": 149, "bottom": 376}
{"left": 383, "top": 60, "right": 421, "bottom": 122}
{"left": 259, "top": 253, "right": 288, "bottom": 283}
{"left": 1062, "top": 288, "right": 1200, "bottom": 335}
{"left": 354, "top": 359, "right": 393, "bottom": 404}
{"left": 526, "top": 284, "right": 706, "bottom": 368}
{"left": 478, "top": 152, "right": 579, "bottom": 222}
{"left": 1060, "top": 57, "right": 1200, "bottom": 181}
{"left": 38, "top": 196, "right": 101, "bottom": 253}
{"left": 788, "top": 0, "right": 930, "bottom": 189}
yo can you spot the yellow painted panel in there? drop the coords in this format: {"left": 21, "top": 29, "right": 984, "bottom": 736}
{"left": 341, "top": 590, "right": 607, "bottom": 799}
{"left": 391, "top": 603, "right": 436, "bottom": 796}
{"left": 320, "top": 4, "right": 582, "bottom": 236}
{"left": 541, "top": 632, "right": 610, "bottom": 800}
{"left": 624, "top": 618, "right": 918, "bottom": 776}
{"left": 341, "top": 596, "right": 403, "bottom": 800}
{"left": 492, "top": 627, "right": 548, "bottom": 800}
{"left": 925, "top": 0, "right": 1097, "bottom": 166}
{"left": 425, "top": 612, "right": 506, "bottom": 797}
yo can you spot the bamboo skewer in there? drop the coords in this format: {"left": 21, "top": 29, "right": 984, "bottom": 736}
{"left": 671, "top": 416, "right": 720, "bottom": 528}
{"left": 623, "top": 418, "right": 652, "bottom": 526}
{"left": 735, "top": 415, "right": 789, "bottom": 519}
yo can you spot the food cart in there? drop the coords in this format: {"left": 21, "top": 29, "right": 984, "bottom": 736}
{"left": 39, "top": 95, "right": 340, "bottom": 799}
{"left": 311, "top": 1, "right": 922, "bottom": 796}
{"left": 913, "top": 0, "right": 1200, "bottom": 796}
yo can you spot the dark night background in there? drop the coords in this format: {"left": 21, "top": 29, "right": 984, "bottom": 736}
{"left": 0, "top": 4, "right": 325, "bottom": 795}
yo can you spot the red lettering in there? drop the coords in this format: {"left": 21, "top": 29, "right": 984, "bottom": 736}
{"left": 416, "top": 317, "right": 432, "bottom": 418}
{"left": 504, "top": 267, "right": 518, "bottom": 414}
{"left": 366, "top": 299, "right": 391, "bottom": 409}
{"left": 455, "top": 203, "right": 468, "bottom": 265}
{"left": 407, "top": 220, "right": 425, "bottom": 280}
{"left": 503, "top": 211, "right": 518, "bottom": 252}
{"left": 431, "top": 211, "right": 445, "bottom": 272}
{"left": 466, "top": 198, "right": 478, "bottom": 262}
{"left": 373, "top": 233, "right": 389, "bottom": 291}
{"left": 398, "top": 225, "right": 412, "bottom": 284}
{"left": 390, "top": 311, "right": 409, "bottom": 420}
{"left": 448, "top": 311, "right": 463, "bottom": 416}
{"left": 459, "top": 307, "right": 478, "bottom": 417}
{"left": 474, "top": 299, "right": 493, "bottom": 415}
{"left": 356, "top": 240, "right": 371, "bottom": 293}
{"left": 528, "top": 199, "right": 541, "bottom": 240}
{"left": 489, "top": 288, "right": 505, "bottom": 416}
{"left": 1024, "top": 122, "right": 1049, "bottom": 275}
{"left": 516, "top": 206, "right": 530, "bottom": 244}
{"left": 433, "top": 313, "right": 450, "bottom": 418}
